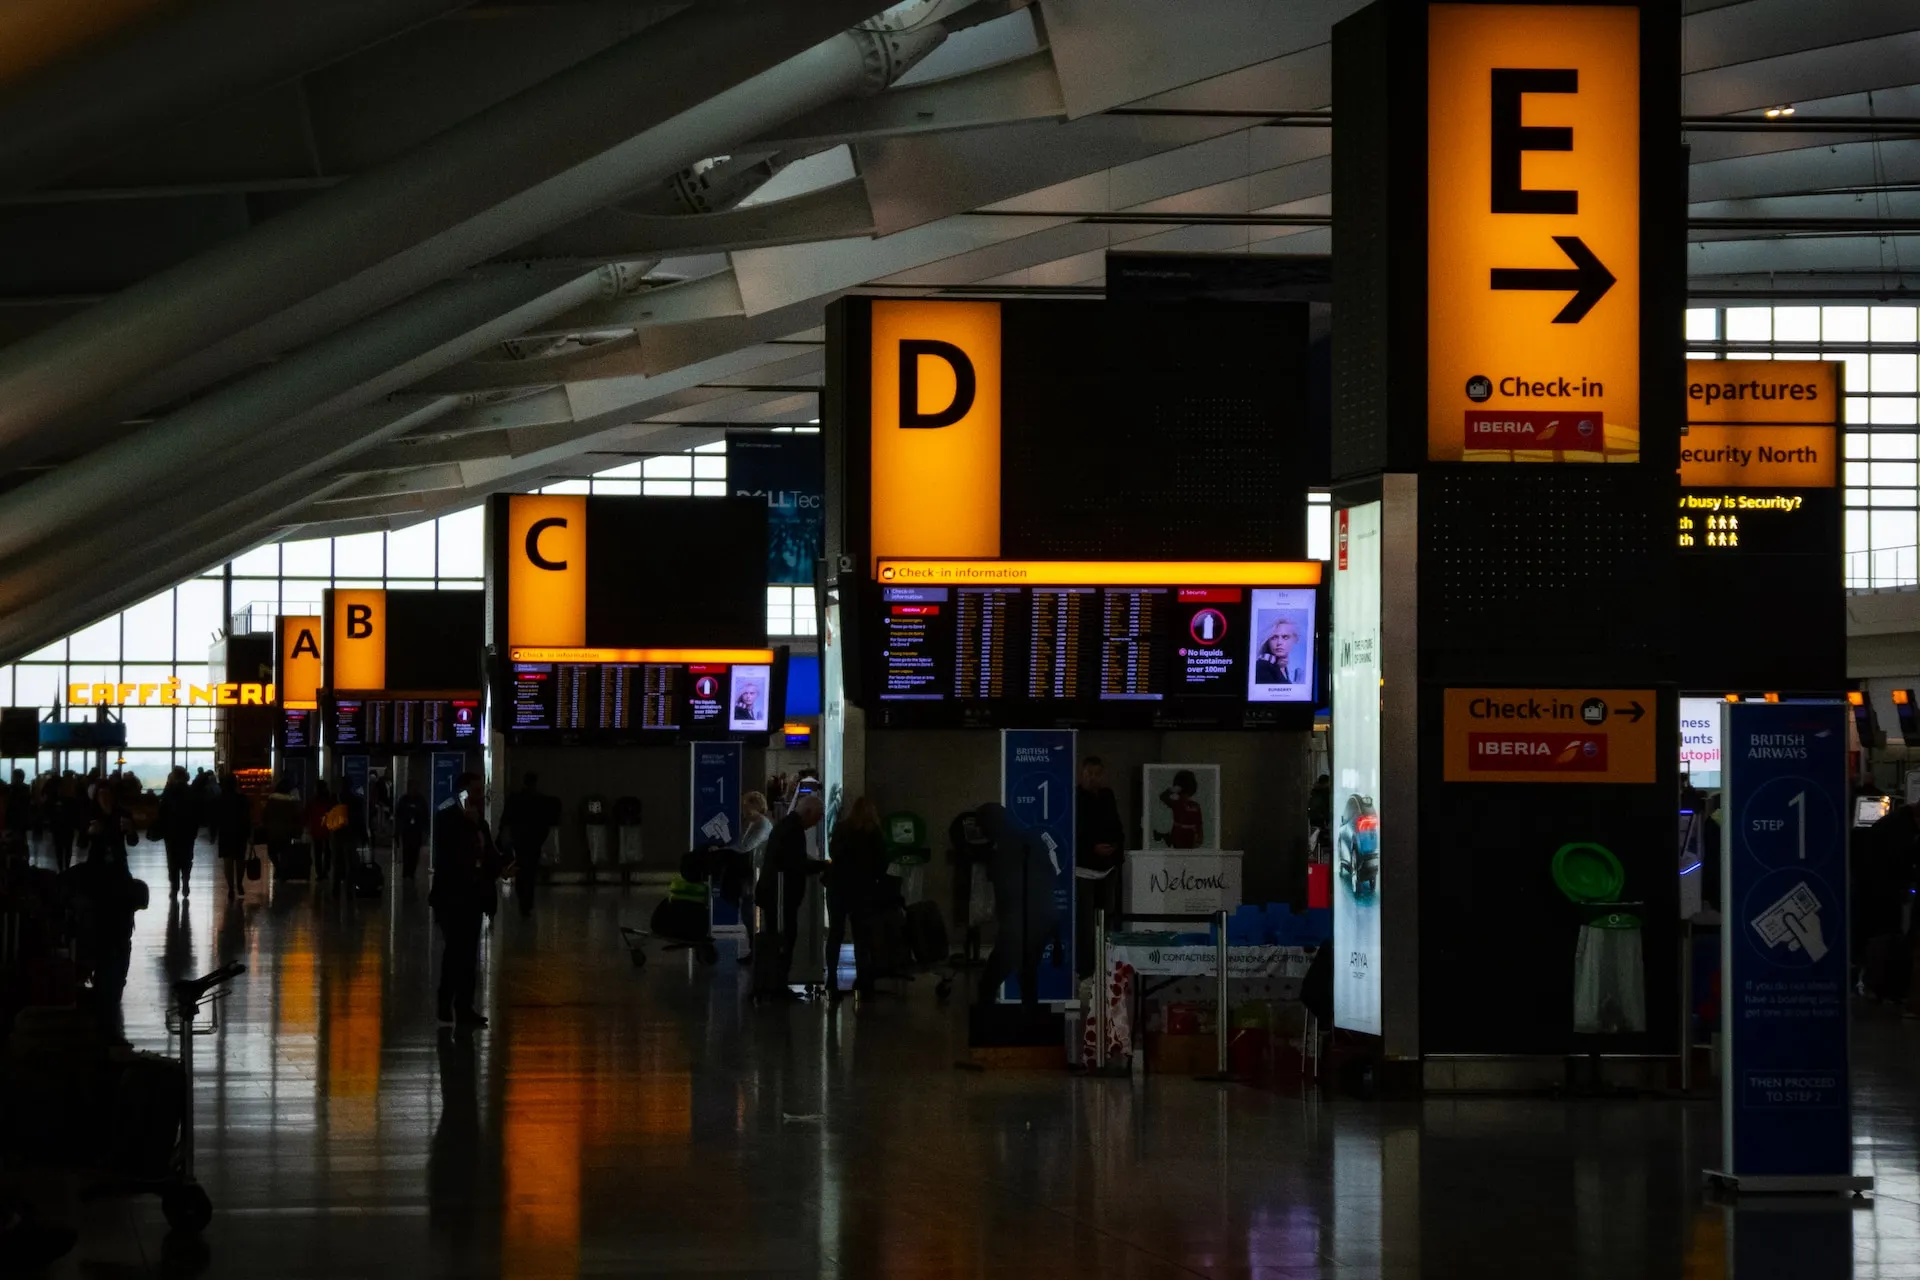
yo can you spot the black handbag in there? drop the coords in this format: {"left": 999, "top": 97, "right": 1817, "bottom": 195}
{"left": 246, "top": 853, "right": 262, "bottom": 882}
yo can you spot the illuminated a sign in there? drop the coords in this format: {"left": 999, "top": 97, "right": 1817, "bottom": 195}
{"left": 873, "top": 560, "right": 1323, "bottom": 587}
{"left": 1427, "top": 4, "right": 1641, "bottom": 463}
{"left": 329, "top": 588, "right": 386, "bottom": 692}
{"left": 1443, "top": 687, "right": 1657, "bottom": 783}
{"left": 70, "top": 681, "right": 275, "bottom": 707}
{"left": 869, "top": 299, "right": 1001, "bottom": 568}
{"left": 278, "top": 614, "right": 322, "bottom": 710}
{"left": 506, "top": 493, "right": 587, "bottom": 648}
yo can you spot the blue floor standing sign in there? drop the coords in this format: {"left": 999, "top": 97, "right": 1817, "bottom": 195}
{"left": 690, "top": 741, "right": 744, "bottom": 934}
{"left": 999, "top": 729, "right": 1076, "bottom": 1004}
{"left": 428, "top": 751, "right": 465, "bottom": 874}
{"left": 1710, "top": 700, "right": 1870, "bottom": 1193}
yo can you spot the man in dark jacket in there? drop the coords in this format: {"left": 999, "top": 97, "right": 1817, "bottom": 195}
{"left": 157, "top": 767, "right": 200, "bottom": 899}
{"left": 395, "top": 785, "right": 428, "bottom": 881}
{"left": 430, "top": 774, "right": 499, "bottom": 1027}
{"left": 977, "top": 802, "right": 1060, "bottom": 1011}
{"left": 499, "top": 773, "right": 554, "bottom": 918}
{"left": 1074, "top": 756, "right": 1127, "bottom": 973}
{"left": 753, "top": 794, "right": 825, "bottom": 989}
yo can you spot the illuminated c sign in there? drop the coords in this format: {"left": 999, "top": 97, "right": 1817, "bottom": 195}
{"left": 525, "top": 516, "right": 570, "bottom": 570}
{"left": 506, "top": 494, "right": 587, "bottom": 647}
{"left": 869, "top": 300, "right": 1001, "bottom": 568}
{"left": 1427, "top": 4, "right": 1641, "bottom": 463}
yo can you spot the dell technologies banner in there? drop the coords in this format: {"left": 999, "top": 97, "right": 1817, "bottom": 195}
{"left": 728, "top": 432, "right": 824, "bottom": 587}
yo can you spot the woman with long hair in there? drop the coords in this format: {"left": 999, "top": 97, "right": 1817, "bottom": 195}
{"left": 826, "top": 796, "right": 888, "bottom": 1001}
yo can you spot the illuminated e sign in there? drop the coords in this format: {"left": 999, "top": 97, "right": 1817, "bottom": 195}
{"left": 1427, "top": 3, "right": 1641, "bottom": 463}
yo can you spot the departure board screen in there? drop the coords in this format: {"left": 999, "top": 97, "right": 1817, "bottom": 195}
{"left": 507, "top": 658, "right": 775, "bottom": 742}
{"left": 324, "top": 697, "right": 484, "bottom": 747}
{"left": 870, "top": 581, "right": 1318, "bottom": 728}
{"left": 283, "top": 708, "right": 313, "bottom": 751}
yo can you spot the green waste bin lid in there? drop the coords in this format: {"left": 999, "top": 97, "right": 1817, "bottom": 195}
{"left": 1552, "top": 841, "right": 1624, "bottom": 904}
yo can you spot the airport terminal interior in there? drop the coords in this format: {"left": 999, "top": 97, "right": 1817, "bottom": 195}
{"left": 0, "top": 0, "right": 1917, "bottom": 1275}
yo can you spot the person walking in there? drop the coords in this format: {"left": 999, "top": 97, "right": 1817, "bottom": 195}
{"left": 975, "top": 802, "right": 1060, "bottom": 1012}
{"left": 306, "top": 781, "right": 335, "bottom": 883}
{"left": 2, "top": 768, "right": 30, "bottom": 861}
{"left": 157, "top": 766, "right": 200, "bottom": 899}
{"left": 48, "top": 772, "right": 80, "bottom": 873}
{"left": 395, "top": 784, "right": 428, "bottom": 880}
{"left": 500, "top": 772, "right": 554, "bottom": 918}
{"left": 753, "top": 794, "right": 826, "bottom": 996}
{"left": 215, "top": 768, "right": 253, "bottom": 901}
{"left": 1074, "top": 756, "right": 1126, "bottom": 975}
{"left": 330, "top": 785, "right": 367, "bottom": 895}
{"left": 74, "top": 785, "right": 141, "bottom": 1007}
{"left": 430, "top": 774, "right": 500, "bottom": 1027}
{"left": 825, "top": 796, "right": 889, "bottom": 1001}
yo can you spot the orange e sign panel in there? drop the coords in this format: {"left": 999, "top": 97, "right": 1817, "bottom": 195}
{"left": 869, "top": 299, "right": 1001, "bottom": 569}
{"left": 1428, "top": 4, "right": 1640, "bottom": 464}
{"left": 329, "top": 589, "right": 386, "bottom": 693}
{"left": 1443, "top": 687, "right": 1657, "bottom": 784}
{"left": 278, "top": 614, "right": 323, "bottom": 709}
{"left": 506, "top": 493, "right": 586, "bottom": 648}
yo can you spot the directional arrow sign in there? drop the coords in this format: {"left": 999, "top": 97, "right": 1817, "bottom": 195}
{"left": 1623, "top": 700, "right": 1646, "bottom": 724}
{"left": 1427, "top": 5, "right": 1641, "bottom": 463}
{"left": 1490, "top": 235, "right": 1616, "bottom": 324}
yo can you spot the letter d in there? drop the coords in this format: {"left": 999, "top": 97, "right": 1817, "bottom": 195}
{"left": 899, "top": 338, "right": 976, "bottom": 429}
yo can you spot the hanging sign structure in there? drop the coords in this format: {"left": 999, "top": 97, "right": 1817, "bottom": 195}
{"left": 1427, "top": 3, "right": 1641, "bottom": 463}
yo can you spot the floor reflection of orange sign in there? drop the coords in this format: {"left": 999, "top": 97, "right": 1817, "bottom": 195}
{"left": 1443, "top": 687, "right": 1656, "bottom": 783}
{"left": 1427, "top": 4, "right": 1641, "bottom": 463}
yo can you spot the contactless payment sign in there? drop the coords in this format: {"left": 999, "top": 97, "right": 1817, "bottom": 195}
{"left": 1428, "top": 4, "right": 1640, "bottom": 463}
{"left": 1443, "top": 687, "right": 1655, "bottom": 783}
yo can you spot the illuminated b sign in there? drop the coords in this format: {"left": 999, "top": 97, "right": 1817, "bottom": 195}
{"left": 1427, "top": 4, "right": 1641, "bottom": 463}
{"left": 329, "top": 588, "right": 386, "bottom": 692}
{"left": 869, "top": 300, "right": 1001, "bottom": 566}
{"left": 505, "top": 494, "right": 587, "bottom": 647}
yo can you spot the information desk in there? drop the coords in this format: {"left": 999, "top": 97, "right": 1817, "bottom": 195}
{"left": 870, "top": 575, "right": 1319, "bottom": 729}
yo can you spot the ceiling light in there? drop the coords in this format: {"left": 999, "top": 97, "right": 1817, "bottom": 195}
{"left": 1763, "top": 105, "right": 1796, "bottom": 119}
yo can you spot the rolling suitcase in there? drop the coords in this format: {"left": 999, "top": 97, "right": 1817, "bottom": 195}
{"left": 906, "top": 901, "right": 949, "bottom": 966}
{"left": 750, "top": 873, "right": 790, "bottom": 1000}
{"left": 351, "top": 851, "right": 383, "bottom": 898}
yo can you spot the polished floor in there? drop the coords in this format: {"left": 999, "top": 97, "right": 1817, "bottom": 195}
{"left": 14, "top": 837, "right": 1920, "bottom": 1277}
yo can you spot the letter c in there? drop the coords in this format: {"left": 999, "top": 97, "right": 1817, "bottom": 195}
{"left": 899, "top": 339, "right": 976, "bottom": 429}
{"left": 526, "top": 517, "right": 569, "bottom": 570}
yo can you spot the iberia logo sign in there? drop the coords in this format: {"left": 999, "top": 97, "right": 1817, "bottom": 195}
{"left": 1465, "top": 410, "right": 1603, "bottom": 448}
{"left": 1467, "top": 732, "right": 1608, "bottom": 773}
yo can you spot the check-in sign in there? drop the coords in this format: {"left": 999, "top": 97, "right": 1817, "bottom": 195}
{"left": 1427, "top": 4, "right": 1640, "bottom": 463}
{"left": 1444, "top": 687, "right": 1657, "bottom": 784}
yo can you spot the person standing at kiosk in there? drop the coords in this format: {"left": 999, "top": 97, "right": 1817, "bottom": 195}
{"left": 501, "top": 772, "right": 554, "bottom": 918}
{"left": 1074, "top": 756, "right": 1126, "bottom": 973}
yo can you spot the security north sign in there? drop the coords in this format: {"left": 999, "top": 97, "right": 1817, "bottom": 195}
{"left": 1427, "top": 4, "right": 1640, "bottom": 464}
{"left": 1443, "top": 687, "right": 1657, "bottom": 784}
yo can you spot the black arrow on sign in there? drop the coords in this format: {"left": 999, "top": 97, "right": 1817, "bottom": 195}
{"left": 1489, "top": 235, "right": 1616, "bottom": 323}
{"left": 1621, "top": 700, "right": 1645, "bottom": 724}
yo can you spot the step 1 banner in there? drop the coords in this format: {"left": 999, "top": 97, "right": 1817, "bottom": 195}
{"left": 1712, "top": 700, "right": 1867, "bottom": 1192}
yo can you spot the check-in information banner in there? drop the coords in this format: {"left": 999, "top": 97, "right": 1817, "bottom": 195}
{"left": 1442, "top": 687, "right": 1656, "bottom": 784}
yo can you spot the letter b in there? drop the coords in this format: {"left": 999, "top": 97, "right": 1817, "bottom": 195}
{"left": 347, "top": 604, "right": 373, "bottom": 639}
{"left": 899, "top": 338, "right": 975, "bottom": 429}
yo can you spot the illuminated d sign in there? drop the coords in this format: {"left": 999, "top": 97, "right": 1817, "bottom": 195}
{"left": 329, "top": 588, "right": 386, "bottom": 692}
{"left": 870, "top": 300, "right": 1001, "bottom": 567}
{"left": 506, "top": 494, "right": 586, "bottom": 647}
{"left": 898, "top": 339, "right": 975, "bottom": 429}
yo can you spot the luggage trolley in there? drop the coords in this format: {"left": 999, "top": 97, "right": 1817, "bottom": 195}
{"left": 157, "top": 961, "right": 246, "bottom": 1231}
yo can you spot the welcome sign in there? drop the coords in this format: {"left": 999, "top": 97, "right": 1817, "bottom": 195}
{"left": 1125, "top": 849, "right": 1243, "bottom": 918}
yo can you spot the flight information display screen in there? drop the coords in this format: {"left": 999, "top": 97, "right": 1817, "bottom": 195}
{"left": 325, "top": 697, "right": 482, "bottom": 747}
{"left": 870, "top": 580, "right": 1318, "bottom": 728}
{"left": 508, "top": 659, "right": 774, "bottom": 742}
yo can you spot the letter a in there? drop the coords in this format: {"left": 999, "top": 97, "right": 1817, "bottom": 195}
{"left": 292, "top": 627, "right": 319, "bottom": 658}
